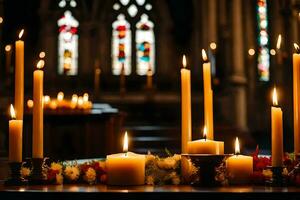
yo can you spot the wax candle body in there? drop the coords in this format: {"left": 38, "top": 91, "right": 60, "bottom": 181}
{"left": 203, "top": 62, "right": 214, "bottom": 140}
{"left": 147, "top": 69, "right": 152, "bottom": 89}
{"left": 187, "top": 139, "right": 222, "bottom": 154}
{"left": 106, "top": 152, "right": 145, "bottom": 185}
{"left": 271, "top": 106, "right": 283, "bottom": 167}
{"left": 226, "top": 155, "right": 253, "bottom": 184}
{"left": 293, "top": 53, "right": 300, "bottom": 155}
{"left": 9, "top": 120, "right": 23, "bottom": 162}
{"left": 15, "top": 40, "right": 24, "bottom": 120}
{"left": 33, "top": 69, "right": 44, "bottom": 158}
{"left": 216, "top": 141, "right": 224, "bottom": 155}
{"left": 181, "top": 68, "right": 192, "bottom": 153}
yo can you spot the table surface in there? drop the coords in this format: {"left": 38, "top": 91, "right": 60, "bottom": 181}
{"left": 1, "top": 184, "right": 300, "bottom": 200}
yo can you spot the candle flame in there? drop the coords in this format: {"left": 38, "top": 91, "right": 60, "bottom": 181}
{"left": 202, "top": 49, "right": 208, "bottom": 61}
{"left": 57, "top": 92, "right": 64, "bottom": 101}
{"left": 18, "top": 29, "right": 24, "bottom": 39}
{"left": 72, "top": 94, "right": 78, "bottom": 103}
{"left": 203, "top": 126, "right": 207, "bottom": 139}
{"left": 36, "top": 60, "right": 45, "bottom": 69}
{"left": 10, "top": 104, "right": 16, "bottom": 119}
{"left": 43, "top": 95, "right": 50, "bottom": 104}
{"left": 235, "top": 137, "right": 240, "bottom": 155}
{"left": 294, "top": 43, "right": 299, "bottom": 52}
{"left": 77, "top": 96, "right": 83, "bottom": 106}
{"left": 182, "top": 55, "right": 187, "bottom": 68}
{"left": 123, "top": 131, "right": 128, "bottom": 152}
{"left": 83, "top": 93, "right": 89, "bottom": 102}
{"left": 272, "top": 87, "right": 278, "bottom": 106}
{"left": 276, "top": 34, "right": 282, "bottom": 50}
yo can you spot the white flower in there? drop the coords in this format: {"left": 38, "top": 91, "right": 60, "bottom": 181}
{"left": 51, "top": 162, "right": 63, "bottom": 173}
{"left": 64, "top": 166, "right": 80, "bottom": 181}
{"left": 56, "top": 173, "right": 63, "bottom": 185}
{"left": 20, "top": 167, "right": 31, "bottom": 178}
{"left": 84, "top": 167, "right": 96, "bottom": 184}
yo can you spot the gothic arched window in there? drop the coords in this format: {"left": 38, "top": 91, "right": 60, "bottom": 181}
{"left": 112, "top": 0, "right": 155, "bottom": 76}
{"left": 57, "top": 9, "right": 79, "bottom": 75}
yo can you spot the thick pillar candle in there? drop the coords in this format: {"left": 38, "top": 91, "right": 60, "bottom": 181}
{"left": 293, "top": 43, "right": 300, "bottom": 156}
{"left": 271, "top": 87, "right": 283, "bottom": 167}
{"left": 180, "top": 55, "right": 192, "bottom": 153}
{"left": 15, "top": 30, "right": 24, "bottom": 120}
{"left": 226, "top": 138, "right": 253, "bottom": 184}
{"left": 9, "top": 105, "right": 23, "bottom": 162}
{"left": 33, "top": 60, "right": 44, "bottom": 158}
{"left": 202, "top": 49, "right": 214, "bottom": 139}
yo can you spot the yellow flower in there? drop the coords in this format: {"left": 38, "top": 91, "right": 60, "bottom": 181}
{"left": 51, "top": 162, "right": 63, "bottom": 173}
{"left": 98, "top": 161, "right": 106, "bottom": 170}
{"left": 20, "top": 167, "right": 31, "bottom": 178}
{"left": 262, "top": 169, "right": 273, "bottom": 179}
{"left": 64, "top": 166, "right": 80, "bottom": 181}
{"left": 157, "top": 157, "right": 177, "bottom": 169}
{"left": 146, "top": 176, "right": 154, "bottom": 185}
{"left": 84, "top": 167, "right": 96, "bottom": 184}
{"left": 56, "top": 173, "right": 63, "bottom": 185}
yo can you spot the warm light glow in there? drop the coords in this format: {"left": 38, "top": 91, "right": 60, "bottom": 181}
{"left": 123, "top": 131, "right": 128, "bottom": 152}
{"left": 71, "top": 94, "right": 78, "bottom": 103}
{"left": 248, "top": 48, "right": 255, "bottom": 56}
{"left": 10, "top": 104, "right": 16, "bottom": 119}
{"left": 203, "top": 126, "right": 207, "bottom": 139}
{"left": 0, "top": 17, "right": 3, "bottom": 24}
{"left": 83, "top": 93, "right": 89, "bottom": 102}
{"left": 202, "top": 49, "right": 208, "bottom": 61}
{"left": 294, "top": 43, "right": 299, "bottom": 52}
{"left": 77, "top": 96, "right": 83, "bottom": 106}
{"left": 27, "top": 100, "right": 34, "bottom": 108}
{"left": 43, "top": 96, "right": 50, "bottom": 104}
{"left": 36, "top": 60, "right": 45, "bottom": 69}
{"left": 57, "top": 92, "right": 64, "bottom": 101}
{"left": 182, "top": 55, "right": 187, "bottom": 68}
{"left": 235, "top": 137, "right": 240, "bottom": 155}
{"left": 39, "top": 51, "right": 46, "bottom": 58}
{"left": 270, "top": 49, "right": 276, "bottom": 56}
{"left": 210, "top": 42, "right": 217, "bottom": 50}
{"left": 276, "top": 34, "right": 281, "bottom": 50}
{"left": 5, "top": 45, "right": 11, "bottom": 52}
{"left": 95, "top": 68, "right": 101, "bottom": 75}
{"left": 272, "top": 87, "right": 278, "bottom": 106}
{"left": 18, "top": 29, "right": 24, "bottom": 39}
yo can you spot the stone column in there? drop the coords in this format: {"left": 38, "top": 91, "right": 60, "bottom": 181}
{"left": 230, "top": 0, "right": 248, "bottom": 132}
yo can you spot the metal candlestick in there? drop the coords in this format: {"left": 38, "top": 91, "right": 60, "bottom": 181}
{"left": 29, "top": 158, "right": 46, "bottom": 185}
{"left": 5, "top": 162, "right": 28, "bottom": 186}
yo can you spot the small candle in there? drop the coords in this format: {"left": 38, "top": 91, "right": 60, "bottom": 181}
{"left": 57, "top": 91, "right": 65, "bottom": 107}
{"left": 226, "top": 137, "right": 253, "bottom": 184}
{"left": 33, "top": 60, "right": 44, "bottom": 158}
{"left": 77, "top": 96, "right": 84, "bottom": 109}
{"left": 146, "top": 64, "right": 153, "bottom": 90}
{"left": 187, "top": 127, "right": 222, "bottom": 154}
{"left": 9, "top": 105, "right": 23, "bottom": 162}
{"left": 202, "top": 49, "right": 214, "bottom": 140}
{"left": 15, "top": 29, "right": 24, "bottom": 120}
{"left": 271, "top": 87, "right": 283, "bottom": 167}
{"left": 106, "top": 132, "right": 145, "bottom": 185}
{"left": 71, "top": 94, "right": 78, "bottom": 109}
{"left": 43, "top": 95, "right": 50, "bottom": 108}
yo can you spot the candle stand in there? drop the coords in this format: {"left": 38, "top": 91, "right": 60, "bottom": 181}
{"left": 182, "top": 154, "right": 231, "bottom": 187}
{"left": 266, "top": 166, "right": 286, "bottom": 187}
{"left": 5, "top": 162, "right": 28, "bottom": 186}
{"left": 29, "top": 158, "right": 46, "bottom": 185}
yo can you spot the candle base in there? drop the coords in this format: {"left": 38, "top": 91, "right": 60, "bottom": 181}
{"left": 182, "top": 154, "right": 231, "bottom": 187}
{"left": 29, "top": 158, "right": 46, "bottom": 185}
{"left": 5, "top": 162, "right": 28, "bottom": 186}
{"left": 266, "top": 166, "right": 286, "bottom": 187}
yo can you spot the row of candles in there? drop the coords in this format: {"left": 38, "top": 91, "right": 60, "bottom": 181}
{"left": 27, "top": 92, "right": 93, "bottom": 110}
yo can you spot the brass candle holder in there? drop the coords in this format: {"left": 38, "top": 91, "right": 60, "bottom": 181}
{"left": 182, "top": 154, "right": 231, "bottom": 187}
{"left": 29, "top": 158, "right": 46, "bottom": 185}
{"left": 5, "top": 162, "right": 28, "bottom": 186}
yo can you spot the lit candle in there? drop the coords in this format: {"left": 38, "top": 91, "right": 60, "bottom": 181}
{"left": 9, "top": 105, "right": 23, "bottom": 162}
{"left": 77, "top": 96, "right": 84, "bottom": 109}
{"left": 293, "top": 43, "right": 300, "bottom": 156}
{"left": 202, "top": 49, "right": 214, "bottom": 140}
{"left": 15, "top": 29, "right": 24, "bottom": 120}
{"left": 146, "top": 64, "right": 153, "bottom": 90}
{"left": 33, "top": 60, "right": 44, "bottom": 158}
{"left": 71, "top": 94, "right": 78, "bottom": 109}
{"left": 271, "top": 87, "right": 283, "bottom": 167}
{"left": 226, "top": 137, "right": 253, "bottom": 184}
{"left": 187, "top": 127, "right": 222, "bottom": 154}
{"left": 120, "top": 63, "right": 126, "bottom": 93}
{"left": 5, "top": 44, "right": 12, "bottom": 75}
{"left": 181, "top": 55, "right": 192, "bottom": 153}
{"left": 57, "top": 91, "right": 64, "bottom": 107}
{"left": 43, "top": 95, "right": 50, "bottom": 108}
{"left": 106, "top": 132, "right": 145, "bottom": 185}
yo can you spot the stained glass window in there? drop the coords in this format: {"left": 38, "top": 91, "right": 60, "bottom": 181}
{"left": 136, "top": 14, "right": 155, "bottom": 75}
{"left": 57, "top": 10, "right": 79, "bottom": 75}
{"left": 257, "top": 0, "right": 270, "bottom": 81}
{"left": 112, "top": 14, "right": 132, "bottom": 75}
